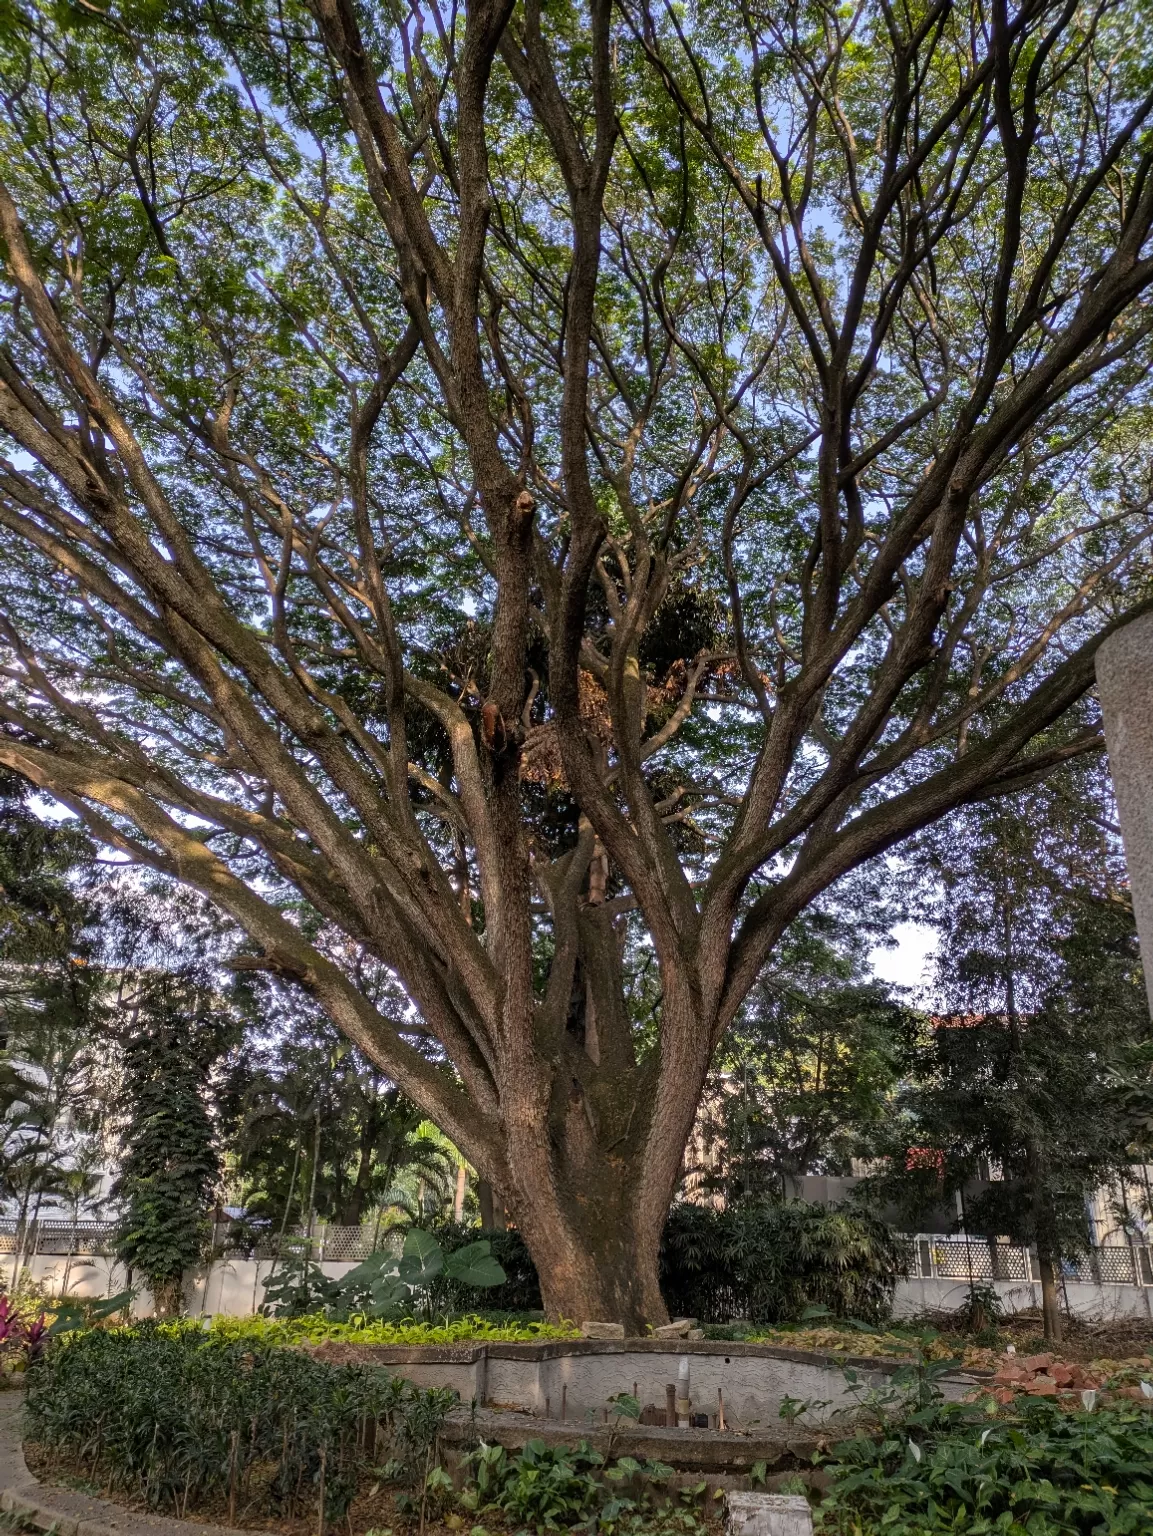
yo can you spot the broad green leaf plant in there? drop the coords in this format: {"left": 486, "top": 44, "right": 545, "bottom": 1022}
{"left": 261, "top": 1228, "right": 507, "bottom": 1320}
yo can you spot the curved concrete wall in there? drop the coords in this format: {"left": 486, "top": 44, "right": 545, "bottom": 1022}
{"left": 308, "top": 1338, "right": 980, "bottom": 1428}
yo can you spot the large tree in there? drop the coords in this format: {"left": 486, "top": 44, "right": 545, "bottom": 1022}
{"left": 1, "top": 0, "right": 1152, "bottom": 1326}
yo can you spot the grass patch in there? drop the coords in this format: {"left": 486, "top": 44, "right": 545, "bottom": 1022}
{"left": 703, "top": 1319, "right": 967, "bottom": 1362}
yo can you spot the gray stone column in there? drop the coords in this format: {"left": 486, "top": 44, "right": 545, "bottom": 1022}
{"left": 1096, "top": 611, "right": 1153, "bottom": 1015}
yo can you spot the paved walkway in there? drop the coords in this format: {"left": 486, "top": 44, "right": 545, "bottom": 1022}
{"left": 0, "top": 1392, "right": 246, "bottom": 1536}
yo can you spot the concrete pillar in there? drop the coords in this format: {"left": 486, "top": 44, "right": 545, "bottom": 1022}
{"left": 1096, "top": 612, "right": 1153, "bottom": 1014}
{"left": 726, "top": 1493, "right": 813, "bottom": 1536}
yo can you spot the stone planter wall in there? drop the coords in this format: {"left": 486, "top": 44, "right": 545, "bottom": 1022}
{"left": 306, "top": 1336, "right": 981, "bottom": 1428}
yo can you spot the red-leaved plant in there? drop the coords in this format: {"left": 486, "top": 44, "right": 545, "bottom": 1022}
{"left": 23, "top": 1313, "right": 48, "bottom": 1365}
{"left": 0, "top": 1294, "right": 51, "bottom": 1367}
{"left": 0, "top": 1295, "right": 24, "bottom": 1350}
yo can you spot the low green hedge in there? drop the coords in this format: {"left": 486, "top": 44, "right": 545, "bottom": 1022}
{"left": 25, "top": 1323, "right": 455, "bottom": 1524}
{"left": 208, "top": 1311, "right": 578, "bottom": 1345}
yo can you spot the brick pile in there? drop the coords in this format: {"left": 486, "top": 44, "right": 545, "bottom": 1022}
{"left": 988, "top": 1351, "right": 1153, "bottom": 1408}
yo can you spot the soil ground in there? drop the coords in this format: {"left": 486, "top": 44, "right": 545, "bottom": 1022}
{"left": 928, "top": 1308, "right": 1153, "bottom": 1366}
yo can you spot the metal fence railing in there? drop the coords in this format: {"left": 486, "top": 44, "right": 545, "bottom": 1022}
{"left": 0, "top": 1220, "right": 119, "bottom": 1256}
{"left": 0, "top": 1218, "right": 400, "bottom": 1263}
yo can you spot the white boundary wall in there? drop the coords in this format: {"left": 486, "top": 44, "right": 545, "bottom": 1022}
{"left": 11, "top": 1250, "right": 1153, "bottom": 1326}
{"left": 893, "top": 1275, "right": 1153, "bottom": 1322}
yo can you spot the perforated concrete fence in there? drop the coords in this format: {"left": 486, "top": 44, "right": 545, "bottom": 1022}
{"left": 906, "top": 1233, "right": 1153, "bottom": 1288}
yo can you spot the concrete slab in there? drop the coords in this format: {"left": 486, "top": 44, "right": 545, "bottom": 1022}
{"left": 437, "top": 1404, "right": 821, "bottom": 1476}
{"left": 726, "top": 1491, "right": 814, "bottom": 1536}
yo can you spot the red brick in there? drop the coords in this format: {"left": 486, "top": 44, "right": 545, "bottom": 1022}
{"left": 1027, "top": 1377, "right": 1058, "bottom": 1396}
{"left": 1050, "top": 1364, "right": 1075, "bottom": 1386}
{"left": 1024, "top": 1353, "right": 1055, "bottom": 1372}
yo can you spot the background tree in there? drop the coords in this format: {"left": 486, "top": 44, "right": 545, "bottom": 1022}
{"left": 0, "top": 769, "right": 106, "bottom": 1281}
{"left": 233, "top": 994, "right": 458, "bottom": 1237}
{"left": 1, "top": 0, "right": 1153, "bottom": 1324}
{"left": 874, "top": 761, "right": 1153, "bottom": 1341}
{"left": 691, "top": 910, "right": 910, "bottom": 1201}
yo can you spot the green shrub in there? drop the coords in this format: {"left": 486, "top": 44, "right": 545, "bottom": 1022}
{"left": 816, "top": 1397, "right": 1153, "bottom": 1534}
{"left": 416, "top": 1207, "right": 905, "bottom": 1326}
{"left": 25, "top": 1323, "right": 455, "bottom": 1524}
{"left": 208, "top": 1312, "right": 579, "bottom": 1346}
{"left": 660, "top": 1201, "right": 907, "bottom": 1324}
{"left": 261, "top": 1227, "right": 507, "bottom": 1319}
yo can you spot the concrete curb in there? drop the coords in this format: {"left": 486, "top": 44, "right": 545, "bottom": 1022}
{"left": 436, "top": 1404, "right": 823, "bottom": 1477}
{"left": 0, "top": 1393, "right": 247, "bottom": 1536}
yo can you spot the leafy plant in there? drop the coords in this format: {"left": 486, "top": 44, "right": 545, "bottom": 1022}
{"left": 425, "top": 1223, "right": 544, "bottom": 1314}
{"left": 45, "top": 1290, "right": 136, "bottom": 1338}
{"left": 261, "top": 1227, "right": 507, "bottom": 1320}
{"left": 958, "top": 1283, "right": 1003, "bottom": 1341}
{"left": 816, "top": 1393, "right": 1153, "bottom": 1532}
{"left": 25, "top": 1323, "right": 455, "bottom": 1524}
{"left": 661, "top": 1201, "right": 906, "bottom": 1325}
{"left": 458, "top": 1439, "right": 690, "bottom": 1535}
{"left": 0, "top": 1292, "right": 51, "bottom": 1371}
{"left": 112, "top": 981, "right": 228, "bottom": 1316}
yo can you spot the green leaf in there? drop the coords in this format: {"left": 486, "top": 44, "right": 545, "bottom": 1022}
{"left": 399, "top": 1228, "right": 445, "bottom": 1284}
{"left": 340, "top": 1251, "right": 399, "bottom": 1287}
{"left": 443, "top": 1241, "right": 506, "bottom": 1288}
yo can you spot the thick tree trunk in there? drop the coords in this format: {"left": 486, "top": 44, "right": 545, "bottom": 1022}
{"left": 478, "top": 916, "right": 710, "bottom": 1333}
{"left": 477, "top": 1180, "right": 505, "bottom": 1230}
{"left": 509, "top": 1178, "right": 669, "bottom": 1332}
{"left": 338, "top": 1133, "right": 375, "bottom": 1227}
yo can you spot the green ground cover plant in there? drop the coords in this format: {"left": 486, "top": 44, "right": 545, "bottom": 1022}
{"left": 24, "top": 1323, "right": 455, "bottom": 1525}
{"left": 452, "top": 1438, "right": 710, "bottom": 1536}
{"left": 814, "top": 1397, "right": 1153, "bottom": 1534}
{"left": 209, "top": 1312, "right": 580, "bottom": 1346}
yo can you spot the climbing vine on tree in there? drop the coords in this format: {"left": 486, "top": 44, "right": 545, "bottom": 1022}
{"left": 112, "top": 981, "right": 226, "bottom": 1315}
